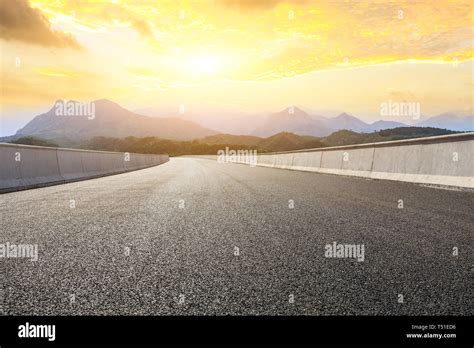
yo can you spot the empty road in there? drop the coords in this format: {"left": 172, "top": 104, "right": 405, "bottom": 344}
{"left": 1, "top": 158, "right": 472, "bottom": 315}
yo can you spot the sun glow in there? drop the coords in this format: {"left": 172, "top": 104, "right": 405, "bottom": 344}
{"left": 187, "top": 54, "right": 220, "bottom": 76}
{"left": 1, "top": 0, "right": 472, "bottom": 118}
{"left": 185, "top": 53, "right": 224, "bottom": 76}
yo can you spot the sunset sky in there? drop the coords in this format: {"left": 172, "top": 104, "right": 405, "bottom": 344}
{"left": 1, "top": 0, "right": 473, "bottom": 135}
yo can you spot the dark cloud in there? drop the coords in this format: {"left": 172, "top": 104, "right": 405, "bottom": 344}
{"left": 0, "top": 0, "right": 80, "bottom": 48}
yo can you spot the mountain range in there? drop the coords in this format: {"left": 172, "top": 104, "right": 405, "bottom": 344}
{"left": 2, "top": 100, "right": 472, "bottom": 146}
{"left": 138, "top": 105, "right": 472, "bottom": 136}
{"left": 11, "top": 99, "right": 217, "bottom": 143}
{"left": 241, "top": 107, "right": 472, "bottom": 136}
{"left": 417, "top": 112, "right": 473, "bottom": 131}
{"left": 197, "top": 127, "right": 460, "bottom": 151}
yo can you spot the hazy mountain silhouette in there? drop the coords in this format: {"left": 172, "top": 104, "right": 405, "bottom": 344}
{"left": 251, "top": 107, "right": 409, "bottom": 136}
{"left": 8, "top": 101, "right": 471, "bottom": 147}
{"left": 14, "top": 99, "right": 217, "bottom": 141}
{"left": 136, "top": 107, "right": 266, "bottom": 135}
{"left": 252, "top": 106, "right": 334, "bottom": 137}
{"left": 328, "top": 112, "right": 370, "bottom": 132}
{"left": 134, "top": 105, "right": 472, "bottom": 136}
{"left": 368, "top": 120, "right": 408, "bottom": 132}
{"left": 417, "top": 112, "right": 473, "bottom": 131}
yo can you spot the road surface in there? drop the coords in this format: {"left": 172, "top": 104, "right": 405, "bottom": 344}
{"left": 1, "top": 158, "right": 472, "bottom": 315}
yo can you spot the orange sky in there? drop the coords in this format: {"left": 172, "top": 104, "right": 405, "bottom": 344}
{"left": 1, "top": 0, "right": 473, "bottom": 135}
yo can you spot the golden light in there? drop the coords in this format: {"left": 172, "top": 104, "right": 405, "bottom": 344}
{"left": 185, "top": 53, "right": 223, "bottom": 77}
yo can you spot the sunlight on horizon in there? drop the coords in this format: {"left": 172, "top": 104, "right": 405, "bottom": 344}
{"left": 0, "top": 0, "right": 472, "bottom": 124}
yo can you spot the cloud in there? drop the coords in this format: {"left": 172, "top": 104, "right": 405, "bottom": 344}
{"left": 34, "top": 66, "right": 81, "bottom": 78}
{"left": 0, "top": 0, "right": 80, "bottom": 48}
{"left": 131, "top": 19, "right": 154, "bottom": 39}
{"left": 221, "top": 0, "right": 283, "bottom": 10}
{"left": 387, "top": 89, "right": 417, "bottom": 101}
{"left": 3, "top": 0, "right": 473, "bottom": 83}
{"left": 127, "top": 66, "right": 158, "bottom": 78}
{"left": 221, "top": 0, "right": 309, "bottom": 11}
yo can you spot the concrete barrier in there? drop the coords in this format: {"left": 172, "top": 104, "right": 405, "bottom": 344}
{"left": 0, "top": 144, "right": 22, "bottom": 189}
{"left": 57, "top": 148, "right": 84, "bottom": 181}
{"left": 0, "top": 143, "right": 169, "bottom": 193}
{"left": 292, "top": 152, "right": 322, "bottom": 170}
{"left": 189, "top": 133, "right": 474, "bottom": 188}
{"left": 17, "top": 145, "right": 64, "bottom": 188}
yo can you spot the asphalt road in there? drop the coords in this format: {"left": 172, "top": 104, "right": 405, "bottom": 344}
{"left": 1, "top": 158, "right": 472, "bottom": 315}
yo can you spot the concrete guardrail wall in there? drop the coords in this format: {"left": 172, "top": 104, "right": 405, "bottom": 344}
{"left": 190, "top": 133, "right": 474, "bottom": 188}
{"left": 0, "top": 143, "right": 169, "bottom": 193}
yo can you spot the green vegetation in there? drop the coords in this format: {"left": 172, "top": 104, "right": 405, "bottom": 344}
{"left": 9, "top": 136, "right": 59, "bottom": 147}
{"left": 257, "top": 132, "right": 324, "bottom": 152}
{"left": 7, "top": 127, "right": 460, "bottom": 155}
{"left": 84, "top": 136, "right": 259, "bottom": 156}
{"left": 321, "top": 127, "right": 459, "bottom": 147}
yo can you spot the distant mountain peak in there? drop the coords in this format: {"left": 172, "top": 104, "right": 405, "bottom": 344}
{"left": 285, "top": 105, "right": 306, "bottom": 114}
{"left": 13, "top": 98, "right": 217, "bottom": 141}
{"left": 417, "top": 112, "right": 473, "bottom": 131}
{"left": 335, "top": 112, "right": 357, "bottom": 119}
{"left": 92, "top": 98, "right": 122, "bottom": 107}
{"left": 276, "top": 106, "right": 312, "bottom": 119}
